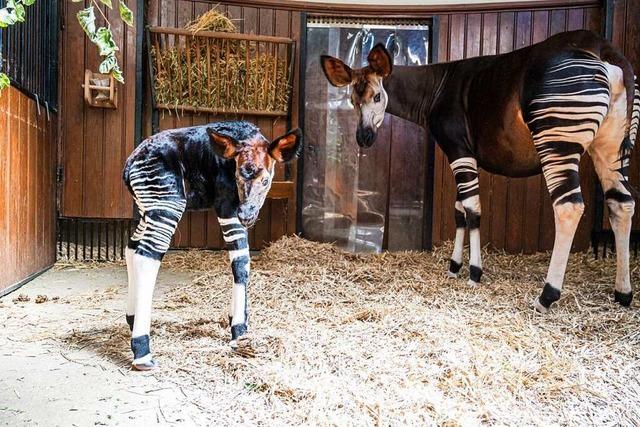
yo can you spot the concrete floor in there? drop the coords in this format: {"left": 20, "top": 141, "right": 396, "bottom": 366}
{"left": 0, "top": 265, "right": 212, "bottom": 426}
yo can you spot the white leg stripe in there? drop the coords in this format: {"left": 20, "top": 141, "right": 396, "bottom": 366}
{"left": 228, "top": 248, "right": 250, "bottom": 261}
{"left": 218, "top": 217, "right": 240, "bottom": 226}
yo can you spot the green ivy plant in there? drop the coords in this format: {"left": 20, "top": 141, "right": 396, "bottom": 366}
{"left": 0, "top": 0, "right": 37, "bottom": 90}
{"left": 0, "top": 0, "right": 133, "bottom": 92}
{"left": 74, "top": 0, "right": 134, "bottom": 83}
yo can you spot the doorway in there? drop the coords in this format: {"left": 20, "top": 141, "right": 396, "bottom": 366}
{"left": 300, "top": 17, "right": 433, "bottom": 252}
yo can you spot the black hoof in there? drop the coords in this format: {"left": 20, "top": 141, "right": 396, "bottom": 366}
{"left": 469, "top": 265, "right": 483, "bottom": 284}
{"left": 449, "top": 259, "right": 462, "bottom": 276}
{"left": 614, "top": 291, "right": 633, "bottom": 307}
{"left": 536, "top": 283, "right": 561, "bottom": 312}
{"left": 126, "top": 314, "right": 135, "bottom": 331}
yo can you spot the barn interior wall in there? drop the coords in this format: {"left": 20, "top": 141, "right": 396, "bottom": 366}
{"left": 0, "top": 87, "right": 57, "bottom": 293}
{"left": 430, "top": 4, "right": 603, "bottom": 253}
{"left": 146, "top": 0, "right": 301, "bottom": 250}
{"left": 59, "top": 0, "right": 138, "bottom": 220}
{"left": 605, "top": 0, "right": 639, "bottom": 232}
{"left": 56, "top": 0, "right": 638, "bottom": 254}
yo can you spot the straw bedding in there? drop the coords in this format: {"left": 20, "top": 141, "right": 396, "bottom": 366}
{"left": 61, "top": 236, "right": 640, "bottom": 425}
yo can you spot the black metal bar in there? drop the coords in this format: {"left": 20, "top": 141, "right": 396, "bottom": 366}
{"left": 295, "top": 12, "right": 307, "bottom": 235}
{"left": 135, "top": 0, "right": 145, "bottom": 145}
{"left": 146, "top": 28, "right": 159, "bottom": 135}
{"left": 422, "top": 17, "right": 438, "bottom": 251}
{"left": 90, "top": 222, "right": 94, "bottom": 260}
{"left": 0, "top": 0, "right": 58, "bottom": 109}
{"left": 74, "top": 218, "right": 78, "bottom": 260}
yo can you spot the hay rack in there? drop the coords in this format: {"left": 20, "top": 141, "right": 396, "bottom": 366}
{"left": 148, "top": 27, "right": 295, "bottom": 117}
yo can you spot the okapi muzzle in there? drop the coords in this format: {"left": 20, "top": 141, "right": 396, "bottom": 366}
{"left": 207, "top": 127, "right": 303, "bottom": 228}
{"left": 356, "top": 123, "right": 377, "bottom": 148}
{"left": 321, "top": 43, "right": 393, "bottom": 149}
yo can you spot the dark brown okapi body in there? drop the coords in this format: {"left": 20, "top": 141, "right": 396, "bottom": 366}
{"left": 321, "top": 30, "right": 640, "bottom": 312}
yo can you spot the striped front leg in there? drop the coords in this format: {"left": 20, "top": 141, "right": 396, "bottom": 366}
{"left": 218, "top": 217, "right": 250, "bottom": 347}
{"left": 450, "top": 157, "right": 483, "bottom": 285}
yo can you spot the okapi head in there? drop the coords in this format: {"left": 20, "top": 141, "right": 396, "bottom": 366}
{"left": 321, "top": 43, "right": 393, "bottom": 148}
{"left": 207, "top": 125, "right": 302, "bottom": 227}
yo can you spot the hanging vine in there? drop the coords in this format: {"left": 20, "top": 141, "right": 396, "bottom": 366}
{"left": 0, "top": 0, "right": 134, "bottom": 92}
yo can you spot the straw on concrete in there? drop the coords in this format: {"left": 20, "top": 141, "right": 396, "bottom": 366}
{"left": 61, "top": 236, "right": 640, "bottom": 425}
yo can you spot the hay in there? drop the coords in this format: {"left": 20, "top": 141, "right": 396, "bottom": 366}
{"left": 184, "top": 8, "right": 238, "bottom": 34}
{"left": 61, "top": 236, "right": 640, "bottom": 425}
{"left": 152, "top": 8, "right": 291, "bottom": 114}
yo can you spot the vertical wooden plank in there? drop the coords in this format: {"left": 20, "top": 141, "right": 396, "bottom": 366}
{"left": 479, "top": 12, "right": 498, "bottom": 247}
{"left": 0, "top": 89, "right": 8, "bottom": 286}
{"left": 120, "top": 0, "right": 137, "bottom": 219}
{"left": 431, "top": 14, "right": 450, "bottom": 245}
{"left": 28, "top": 99, "right": 37, "bottom": 270}
{"left": 103, "top": 5, "right": 125, "bottom": 218}
{"left": 61, "top": 0, "right": 87, "bottom": 216}
{"left": 504, "top": 11, "right": 531, "bottom": 254}
{"left": 549, "top": 9, "right": 567, "bottom": 36}
{"left": 440, "top": 13, "right": 466, "bottom": 243}
{"left": 567, "top": 8, "right": 585, "bottom": 31}
{"left": 37, "top": 105, "right": 45, "bottom": 261}
{"left": 11, "top": 92, "right": 22, "bottom": 278}
{"left": 82, "top": 2, "right": 107, "bottom": 218}
{"left": 489, "top": 11, "right": 515, "bottom": 251}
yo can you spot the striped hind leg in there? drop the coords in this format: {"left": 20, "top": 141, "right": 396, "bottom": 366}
{"left": 526, "top": 57, "right": 610, "bottom": 312}
{"left": 588, "top": 71, "right": 638, "bottom": 306}
{"left": 449, "top": 157, "right": 482, "bottom": 285}
{"left": 217, "top": 216, "right": 251, "bottom": 348}
{"left": 523, "top": 54, "right": 610, "bottom": 313}
{"left": 125, "top": 160, "right": 186, "bottom": 369}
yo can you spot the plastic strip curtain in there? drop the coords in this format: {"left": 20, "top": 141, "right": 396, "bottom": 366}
{"left": 302, "top": 18, "right": 430, "bottom": 252}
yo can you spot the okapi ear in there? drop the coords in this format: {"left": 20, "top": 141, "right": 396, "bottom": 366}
{"left": 367, "top": 43, "right": 392, "bottom": 77}
{"left": 270, "top": 128, "right": 302, "bottom": 163}
{"left": 206, "top": 128, "right": 238, "bottom": 159}
{"left": 320, "top": 55, "right": 354, "bottom": 87}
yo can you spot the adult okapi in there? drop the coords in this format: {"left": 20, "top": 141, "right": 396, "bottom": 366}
{"left": 122, "top": 121, "right": 302, "bottom": 370}
{"left": 321, "top": 30, "right": 640, "bottom": 313}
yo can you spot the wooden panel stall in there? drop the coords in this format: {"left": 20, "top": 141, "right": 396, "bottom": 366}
{"left": 430, "top": 3, "right": 602, "bottom": 253}
{"left": 60, "top": 0, "right": 138, "bottom": 219}
{"left": 147, "top": 0, "right": 302, "bottom": 250}
{"left": 0, "top": 87, "right": 57, "bottom": 294}
{"left": 605, "top": 0, "right": 640, "bottom": 231}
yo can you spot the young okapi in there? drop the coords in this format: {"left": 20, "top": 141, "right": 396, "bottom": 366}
{"left": 321, "top": 30, "right": 640, "bottom": 312}
{"left": 122, "top": 121, "right": 302, "bottom": 370}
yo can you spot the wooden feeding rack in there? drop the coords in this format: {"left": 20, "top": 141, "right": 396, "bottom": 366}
{"left": 148, "top": 27, "right": 295, "bottom": 117}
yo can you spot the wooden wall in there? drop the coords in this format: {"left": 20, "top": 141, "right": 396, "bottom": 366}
{"left": 608, "top": 0, "right": 640, "bottom": 231}
{"left": 0, "top": 87, "right": 57, "bottom": 293}
{"left": 430, "top": 4, "right": 602, "bottom": 253}
{"left": 56, "top": 0, "right": 639, "bottom": 254}
{"left": 147, "top": 0, "right": 302, "bottom": 249}
{"left": 60, "top": 0, "right": 138, "bottom": 219}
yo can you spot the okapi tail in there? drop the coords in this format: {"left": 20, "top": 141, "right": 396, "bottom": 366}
{"left": 599, "top": 42, "right": 639, "bottom": 198}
